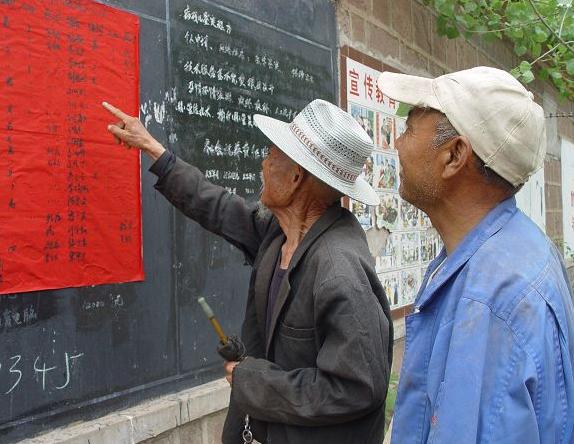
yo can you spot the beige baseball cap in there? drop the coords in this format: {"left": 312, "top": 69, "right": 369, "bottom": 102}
{"left": 377, "top": 66, "right": 546, "bottom": 186}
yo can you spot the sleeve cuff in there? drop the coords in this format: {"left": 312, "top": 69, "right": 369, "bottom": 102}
{"left": 149, "top": 150, "right": 176, "bottom": 179}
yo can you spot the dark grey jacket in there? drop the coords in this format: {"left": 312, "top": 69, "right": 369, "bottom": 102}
{"left": 154, "top": 157, "right": 393, "bottom": 444}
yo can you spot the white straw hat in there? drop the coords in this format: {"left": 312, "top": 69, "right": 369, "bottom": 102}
{"left": 377, "top": 67, "right": 546, "bottom": 186}
{"left": 254, "top": 99, "right": 379, "bottom": 205}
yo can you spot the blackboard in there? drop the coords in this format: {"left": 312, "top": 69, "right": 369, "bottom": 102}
{"left": 0, "top": 0, "right": 336, "bottom": 441}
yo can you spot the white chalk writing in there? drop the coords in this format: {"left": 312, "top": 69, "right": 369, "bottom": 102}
{"left": 218, "top": 43, "right": 245, "bottom": 60}
{"left": 291, "top": 67, "right": 314, "bottom": 83}
{"left": 175, "top": 101, "right": 212, "bottom": 118}
{"left": 182, "top": 7, "right": 232, "bottom": 34}
{"left": 216, "top": 109, "right": 252, "bottom": 127}
{"left": 184, "top": 30, "right": 209, "bottom": 50}
{"left": 274, "top": 106, "right": 297, "bottom": 120}
{"left": 255, "top": 53, "right": 280, "bottom": 71}
{"left": 182, "top": 61, "right": 275, "bottom": 94}
{"left": 0, "top": 305, "right": 38, "bottom": 330}
{"left": 187, "top": 80, "right": 232, "bottom": 102}
{"left": 1, "top": 350, "right": 84, "bottom": 394}
{"left": 203, "top": 139, "right": 266, "bottom": 159}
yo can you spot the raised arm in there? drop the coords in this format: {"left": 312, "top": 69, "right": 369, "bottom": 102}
{"left": 102, "top": 102, "right": 271, "bottom": 263}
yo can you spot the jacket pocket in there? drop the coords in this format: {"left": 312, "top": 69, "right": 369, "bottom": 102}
{"left": 279, "top": 322, "right": 315, "bottom": 340}
{"left": 427, "top": 381, "right": 446, "bottom": 444}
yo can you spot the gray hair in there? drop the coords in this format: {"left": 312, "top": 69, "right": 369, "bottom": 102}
{"left": 431, "top": 113, "right": 459, "bottom": 149}
{"left": 431, "top": 112, "right": 520, "bottom": 195}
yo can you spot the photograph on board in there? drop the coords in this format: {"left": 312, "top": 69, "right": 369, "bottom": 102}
{"left": 351, "top": 199, "right": 373, "bottom": 231}
{"left": 400, "top": 232, "right": 420, "bottom": 266}
{"left": 360, "top": 155, "right": 375, "bottom": 187}
{"left": 376, "top": 232, "right": 400, "bottom": 271}
{"left": 350, "top": 103, "right": 375, "bottom": 140}
{"left": 400, "top": 267, "right": 421, "bottom": 306}
{"left": 376, "top": 112, "right": 395, "bottom": 150}
{"left": 421, "top": 229, "right": 442, "bottom": 263}
{"left": 380, "top": 271, "right": 400, "bottom": 307}
{"left": 400, "top": 200, "right": 420, "bottom": 229}
{"left": 375, "top": 192, "right": 399, "bottom": 231}
{"left": 374, "top": 152, "right": 399, "bottom": 192}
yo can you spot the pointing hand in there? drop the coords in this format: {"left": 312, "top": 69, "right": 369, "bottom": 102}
{"left": 102, "top": 101, "right": 166, "bottom": 161}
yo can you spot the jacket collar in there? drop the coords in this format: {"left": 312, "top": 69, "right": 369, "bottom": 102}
{"left": 254, "top": 234, "right": 285, "bottom": 341}
{"left": 416, "top": 197, "right": 518, "bottom": 310}
{"left": 253, "top": 203, "right": 345, "bottom": 357}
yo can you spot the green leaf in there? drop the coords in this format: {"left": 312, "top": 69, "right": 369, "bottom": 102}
{"left": 510, "top": 67, "right": 522, "bottom": 78}
{"left": 507, "top": 2, "right": 529, "bottom": 20}
{"left": 425, "top": 0, "right": 574, "bottom": 101}
{"left": 533, "top": 26, "right": 548, "bottom": 43}
{"left": 531, "top": 42, "right": 542, "bottom": 57}
{"left": 487, "top": 18, "right": 501, "bottom": 28}
{"left": 519, "top": 61, "right": 532, "bottom": 73}
{"left": 522, "top": 69, "right": 535, "bottom": 83}
{"left": 464, "top": 2, "right": 477, "bottom": 13}
{"left": 558, "top": 45, "right": 568, "bottom": 56}
{"left": 462, "top": 13, "right": 476, "bottom": 28}
{"left": 396, "top": 102, "right": 412, "bottom": 118}
{"left": 437, "top": 0, "right": 455, "bottom": 16}
{"left": 445, "top": 24, "right": 460, "bottom": 38}
{"left": 515, "top": 43, "right": 528, "bottom": 56}
{"left": 436, "top": 14, "right": 449, "bottom": 35}
{"left": 506, "top": 27, "right": 524, "bottom": 39}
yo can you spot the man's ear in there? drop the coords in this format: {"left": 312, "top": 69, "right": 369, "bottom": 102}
{"left": 441, "top": 136, "right": 473, "bottom": 180}
{"left": 292, "top": 164, "right": 305, "bottom": 186}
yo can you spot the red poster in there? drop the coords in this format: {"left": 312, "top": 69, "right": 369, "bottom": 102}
{"left": 0, "top": 0, "right": 143, "bottom": 294}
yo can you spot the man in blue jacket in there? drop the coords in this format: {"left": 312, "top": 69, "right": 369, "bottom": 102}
{"left": 378, "top": 66, "right": 574, "bottom": 443}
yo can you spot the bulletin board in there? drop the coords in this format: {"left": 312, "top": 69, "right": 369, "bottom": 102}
{"left": 340, "top": 47, "right": 442, "bottom": 317}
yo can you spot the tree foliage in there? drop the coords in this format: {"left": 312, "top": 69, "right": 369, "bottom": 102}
{"left": 424, "top": 0, "right": 574, "bottom": 100}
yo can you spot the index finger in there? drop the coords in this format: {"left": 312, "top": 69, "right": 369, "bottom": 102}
{"left": 102, "top": 101, "right": 130, "bottom": 121}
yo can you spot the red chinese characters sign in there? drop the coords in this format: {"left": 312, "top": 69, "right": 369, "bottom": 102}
{"left": 347, "top": 58, "right": 398, "bottom": 114}
{"left": 0, "top": 0, "right": 142, "bottom": 294}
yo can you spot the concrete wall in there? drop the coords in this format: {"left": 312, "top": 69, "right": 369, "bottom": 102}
{"left": 20, "top": 380, "right": 230, "bottom": 444}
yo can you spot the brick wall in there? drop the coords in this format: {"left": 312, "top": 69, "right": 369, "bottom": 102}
{"left": 336, "top": 0, "right": 574, "bottom": 261}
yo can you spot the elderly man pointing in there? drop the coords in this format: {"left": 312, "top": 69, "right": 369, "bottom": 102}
{"left": 103, "top": 99, "right": 393, "bottom": 444}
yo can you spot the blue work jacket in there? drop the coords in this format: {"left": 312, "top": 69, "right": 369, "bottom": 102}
{"left": 392, "top": 197, "right": 574, "bottom": 443}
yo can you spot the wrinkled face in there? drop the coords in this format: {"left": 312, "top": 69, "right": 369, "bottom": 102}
{"left": 395, "top": 108, "right": 444, "bottom": 209}
{"left": 260, "top": 145, "right": 299, "bottom": 209}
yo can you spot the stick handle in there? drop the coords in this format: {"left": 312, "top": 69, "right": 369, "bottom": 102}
{"left": 209, "top": 318, "right": 228, "bottom": 345}
{"left": 198, "top": 297, "right": 228, "bottom": 344}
